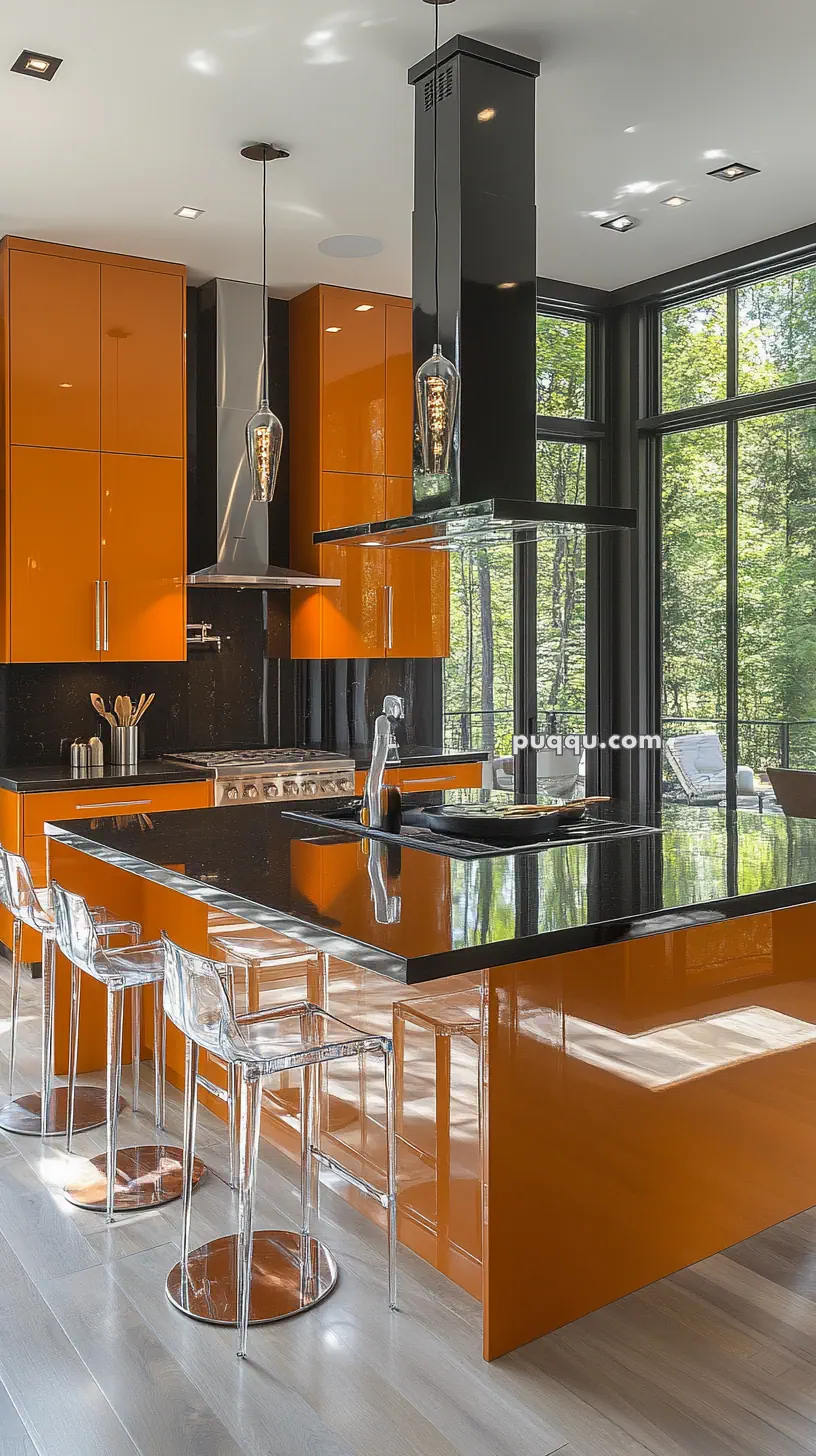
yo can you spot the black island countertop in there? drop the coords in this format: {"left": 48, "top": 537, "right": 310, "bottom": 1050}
{"left": 44, "top": 798, "right": 816, "bottom": 983}
{"left": 0, "top": 762, "right": 212, "bottom": 794}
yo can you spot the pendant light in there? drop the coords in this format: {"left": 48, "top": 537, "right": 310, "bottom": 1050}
{"left": 416, "top": 0, "right": 460, "bottom": 502}
{"left": 242, "top": 142, "right": 288, "bottom": 503}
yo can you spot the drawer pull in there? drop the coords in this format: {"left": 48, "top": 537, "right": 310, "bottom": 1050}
{"left": 406, "top": 775, "right": 458, "bottom": 787}
{"left": 73, "top": 799, "right": 153, "bottom": 811}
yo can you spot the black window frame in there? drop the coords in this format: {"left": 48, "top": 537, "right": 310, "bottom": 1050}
{"left": 524, "top": 284, "right": 609, "bottom": 796}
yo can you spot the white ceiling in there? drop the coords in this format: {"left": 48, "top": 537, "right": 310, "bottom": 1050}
{"left": 2, "top": 0, "right": 815, "bottom": 297}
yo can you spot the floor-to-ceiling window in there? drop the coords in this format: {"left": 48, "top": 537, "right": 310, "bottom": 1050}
{"left": 654, "top": 260, "right": 816, "bottom": 804}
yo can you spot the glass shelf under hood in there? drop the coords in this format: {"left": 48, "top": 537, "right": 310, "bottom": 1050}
{"left": 313, "top": 498, "right": 637, "bottom": 551}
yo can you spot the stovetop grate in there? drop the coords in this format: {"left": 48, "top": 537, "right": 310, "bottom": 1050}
{"left": 285, "top": 809, "right": 662, "bottom": 860}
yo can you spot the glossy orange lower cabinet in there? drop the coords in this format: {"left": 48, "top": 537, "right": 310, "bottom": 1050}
{"left": 8, "top": 248, "right": 100, "bottom": 451}
{"left": 101, "top": 454, "right": 186, "bottom": 661}
{"left": 353, "top": 760, "right": 484, "bottom": 795}
{"left": 385, "top": 475, "right": 449, "bottom": 658}
{"left": 23, "top": 780, "right": 212, "bottom": 838}
{"left": 101, "top": 265, "right": 185, "bottom": 458}
{"left": 10, "top": 447, "right": 101, "bottom": 663}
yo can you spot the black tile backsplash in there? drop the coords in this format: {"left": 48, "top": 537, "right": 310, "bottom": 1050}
{"left": 0, "top": 589, "right": 298, "bottom": 765}
{"left": 300, "top": 658, "right": 443, "bottom": 753}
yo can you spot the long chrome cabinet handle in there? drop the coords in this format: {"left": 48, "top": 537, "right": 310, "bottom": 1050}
{"left": 74, "top": 799, "right": 153, "bottom": 810}
{"left": 385, "top": 585, "right": 394, "bottom": 651}
{"left": 102, "top": 580, "right": 109, "bottom": 651}
{"left": 94, "top": 581, "right": 101, "bottom": 651}
{"left": 405, "top": 775, "right": 458, "bottom": 787}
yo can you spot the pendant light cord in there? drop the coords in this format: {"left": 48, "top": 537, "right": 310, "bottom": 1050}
{"left": 433, "top": 0, "right": 440, "bottom": 351}
{"left": 261, "top": 152, "right": 269, "bottom": 403}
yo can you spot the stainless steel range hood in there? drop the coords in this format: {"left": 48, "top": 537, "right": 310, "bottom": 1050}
{"left": 190, "top": 278, "right": 339, "bottom": 589}
{"left": 315, "top": 37, "right": 636, "bottom": 552}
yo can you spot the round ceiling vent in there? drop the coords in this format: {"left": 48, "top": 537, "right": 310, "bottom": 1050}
{"left": 318, "top": 235, "right": 384, "bottom": 258}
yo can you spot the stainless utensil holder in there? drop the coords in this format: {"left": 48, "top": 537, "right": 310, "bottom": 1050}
{"left": 111, "top": 726, "right": 139, "bottom": 770}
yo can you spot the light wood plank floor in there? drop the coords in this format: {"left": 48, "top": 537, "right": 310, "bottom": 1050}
{"left": 2, "top": 962, "right": 816, "bottom": 1456}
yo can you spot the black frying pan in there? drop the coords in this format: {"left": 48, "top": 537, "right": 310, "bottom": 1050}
{"left": 421, "top": 797, "right": 611, "bottom": 842}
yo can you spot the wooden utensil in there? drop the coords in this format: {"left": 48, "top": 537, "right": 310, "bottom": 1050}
{"left": 132, "top": 692, "right": 155, "bottom": 725}
{"left": 122, "top": 694, "right": 134, "bottom": 727}
{"left": 114, "top": 695, "right": 126, "bottom": 726}
{"left": 501, "top": 795, "right": 611, "bottom": 817}
{"left": 132, "top": 692, "right": 147, "bottom": 724}
{"left": 90, "top": 693, "right": 118, "bottom": 729}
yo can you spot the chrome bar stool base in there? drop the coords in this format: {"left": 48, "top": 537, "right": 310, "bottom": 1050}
{"left": 64, "top": 1145, "right": 206, "bottom": 1212}
{"left": 165, "top": 1231, "right": 338, "bottom": 1325}
{"left": 0, "top": 1085, "right": 119, "bottom": 1138}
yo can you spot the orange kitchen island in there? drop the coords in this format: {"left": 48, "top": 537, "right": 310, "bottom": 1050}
{"left": 45, "top": 800, "right": 816, "bottom": 1361}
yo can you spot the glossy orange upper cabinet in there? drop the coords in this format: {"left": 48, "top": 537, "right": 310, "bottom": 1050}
{"left": 385, "top": 302, "right": 414, "bottom": 478}
{"left": 322, "top": 289, "right": 386, "bottom": 475}
{"left": 319, "top": 473, "right": 386, "bottom": 657}
{"left": 385, "top": 476, "right": 450, "bottom": 658}
{"left": 10, "top": 447, "right": 101, "bottom": 663}
{"left": 101, "top": 265, "right": 185, "bottom": 457}
{"left": 101, "top": 455, "right": 186, "bottom": 661}
{"left": 8, "top": 249, "right": 100, "bottom": 450}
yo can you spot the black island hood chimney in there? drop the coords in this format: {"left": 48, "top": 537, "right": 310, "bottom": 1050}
{"left": 315, "top": 34, "right": 636, "bottom": 552}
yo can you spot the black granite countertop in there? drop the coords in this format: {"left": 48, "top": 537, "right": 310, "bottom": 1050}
{"left": 0, "top": 762, "right": 212, "bottom": 794}
{"left": 348, "top": 745, "right": 488, "bottom": 770}
{"left": 44, "top": 799, "right": 816, "bottom": 984}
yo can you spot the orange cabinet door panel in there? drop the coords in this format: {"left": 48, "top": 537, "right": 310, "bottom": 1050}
{"left": 319, "top": 473, "right": 386, "bottom": 658}
{"left": 10, "top": 447, "right": 101, "bottom": 663}
{"left": 322, "top": 290, "right": 386, "bottom": 475}
{"left": 385, "top": 302, "right": 414, "bottom": 478}
{"left": 101, "top": 455, "right": 186, "bottom": 662}
{"left": 9, "top": 250, "right": 100, "bottom": 450}
{"left": 101, "top": 265, "right": 184, "bottom": 457}
{"left": 385, "top": 477, "right": 450, "bottom": 658}
{"left": 26, "top": 780, "right": 211, "bottom": 837}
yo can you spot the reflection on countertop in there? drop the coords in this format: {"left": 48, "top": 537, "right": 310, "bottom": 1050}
{"left": 44, "top": 801, "right": 816, "bottom": 983}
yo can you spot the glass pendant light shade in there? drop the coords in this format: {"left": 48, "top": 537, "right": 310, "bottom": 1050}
{"left": 246, "top": 399, "right": 283, "bottom": 503}
{"left": 415, "top": 345, "right": 460, "bottom": 501}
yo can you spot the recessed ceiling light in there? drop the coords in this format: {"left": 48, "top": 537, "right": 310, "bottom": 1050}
{"left": 477, "top": 108, "right": 496, "bottom": 123}
{"left": 602, "top": 214, "right": 639, "bottom": 232}
{"left": 325, "top": 327, "right": 342, "bottom": 333}
{"left": 354, "top": 304, "right": 374, "bottom": 312}
{"left": 174, "top": 206, "right": 204, "bottom": 220}
{"left": 318, "top": 235, "right": 383, "bottom": 258}
{"left": 662, "top": 195, "right": 690, "bottom": 207}
{"left": 11, "top": 49, "right": 62, "bottom": 81}
{"left": 708, "top": 161, "right": 759, "bottom": 182}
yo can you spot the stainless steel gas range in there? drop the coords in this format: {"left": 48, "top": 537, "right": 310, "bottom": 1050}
{"left": 165, "top": 749, "right": 356, "bottom": 808}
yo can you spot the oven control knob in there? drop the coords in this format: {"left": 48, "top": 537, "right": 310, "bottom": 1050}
{"left": 264, "top": 782, "right": 279, "bottom": 798}
{"left": 324, "top": 781, "right": 338, "bottom": 795}
{"left": 303, "top": 779, "right": 318, "bottom": 796}
{"left": 244, "top": 784, "right": 259, "bottom": 800}
{"left": 225, "top": 786, "right": 239, "bottom": 801}
{"left": 284, "top": 780, "right": 300, "bottom": 796}
{"left": 339, "top": 778, "right": 354, "bottom": 792}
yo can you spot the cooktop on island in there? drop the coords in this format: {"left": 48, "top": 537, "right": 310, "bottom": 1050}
{"left": 285, "top": 792, "right": 662, "bottom": 860}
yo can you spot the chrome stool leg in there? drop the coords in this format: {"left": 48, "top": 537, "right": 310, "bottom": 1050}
{"left": 65, "top": 962, "right": 82, "bottom": 1152}
{"left": 131, "top": 986, "right": 141, "bottom": 1114}
{"left": 7, "top": 918, "right": 22, "bottom": 1095}
{"left": 105, "top": 987, "right": 124, "bottom": 1223}
{"left": 153, "top": 981, "right": 166, "bottom": 1131}
{"left": 384, "top": 1043, "right": 398, "bottom": 1311}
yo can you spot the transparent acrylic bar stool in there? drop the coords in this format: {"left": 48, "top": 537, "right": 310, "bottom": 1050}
{"left": 161, "top": 933, "right": 398, "bottom": 1359}
{"left": 0, "top": 848, "right": 139, "bottom": 1138}
{"left": 51, "top": 883, "right": 205, "bottom": 1219}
